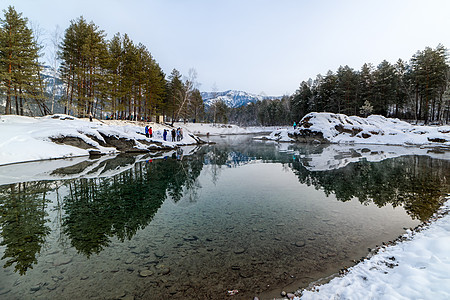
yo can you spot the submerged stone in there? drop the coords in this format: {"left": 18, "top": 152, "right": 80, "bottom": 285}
{"left": 139, "top": 270, "right": 154, "bottom": 277}
{"left": 234, "top": 248, "right": 246, "bottom": 254}
{"left": 295, "top": 241, "right": 306, "bottom": 247}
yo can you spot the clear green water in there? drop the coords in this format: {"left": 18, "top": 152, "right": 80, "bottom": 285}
{"left": 0, "top": 136, "right": 448, "bottom": 299}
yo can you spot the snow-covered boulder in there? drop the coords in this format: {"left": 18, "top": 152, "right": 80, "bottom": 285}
{"left": 265, "top": 112, "right": 450, "bottom": 147}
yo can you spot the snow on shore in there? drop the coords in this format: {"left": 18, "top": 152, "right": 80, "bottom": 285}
{"left": 175, "top": 122, "right": 274, "bottom": 136}
{"left": 0, "top": 115, "right": 276, "bottom": 166}
{"left": 296, "top": 196, "right": 450, "bottom": 300}
{"left": 261, "top": 112, "right": 450, "bottom": 147}
{"left": 0, "top": 115, "right": 199, "bottom": 166}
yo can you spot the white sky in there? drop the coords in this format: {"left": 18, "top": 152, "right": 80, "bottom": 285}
{"left": 6, "top": 0, "right": 450, "bottom": 95}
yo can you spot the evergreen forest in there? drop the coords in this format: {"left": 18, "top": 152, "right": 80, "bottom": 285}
{"left": 0, "top": 6, "right": 449, "bottom": 125}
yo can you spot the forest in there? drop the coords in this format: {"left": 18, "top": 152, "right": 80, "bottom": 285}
{"left": 230, "top": 46, "right": 450, "bottom": 125}
{"left": 0, "top": 6, "right": 449, "bottom": 125}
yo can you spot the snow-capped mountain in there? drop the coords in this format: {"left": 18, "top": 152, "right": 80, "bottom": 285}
{"left": 201, "top": 90, "right": 280, "bottom": 108}
{"left": 40, "top": 65, "right": 64, "bottom": 98}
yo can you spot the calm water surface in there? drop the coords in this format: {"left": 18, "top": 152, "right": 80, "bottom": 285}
{"left": 0, "top": 136, "right": 448, "bottom": 299}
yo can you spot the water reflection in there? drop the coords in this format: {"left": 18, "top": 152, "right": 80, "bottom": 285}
{"left": 0, "top": 139, "right": 448, "bottom": 299}
{"left": 63, "top": 153, "right": 204, "bottom": 257}
{"left": 291, "top": 156, "right": 449, "bottom": 221}
{"left": 0, "top": 182, "right": 51, "bottom": 275}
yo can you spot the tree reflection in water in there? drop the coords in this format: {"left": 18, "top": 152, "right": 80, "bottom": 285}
{"left": 0, "top": 144, "right": 448, "bottom": 275}
{"left": 0, "top": 182, "right": 51, "bottom": 275}
{"left": 290, "top": 156, "right": 449, "bottom": 221}
{"left": 62, "top": 153, "right": 204, "bottom": 257}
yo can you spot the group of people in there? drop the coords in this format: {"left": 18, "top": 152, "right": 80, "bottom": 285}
{"left": 145, "top": 125, "right": 184, "bottom": 142}
{"left": 161, "top": 127, "right": 183, "bottom": 142}
{"left": 144, "top": 125, "right": 153, "bottom": 138}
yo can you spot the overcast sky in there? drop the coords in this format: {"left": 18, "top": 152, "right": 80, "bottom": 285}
{"left": 7, "top": 0, "right": 450, "bottom": 95}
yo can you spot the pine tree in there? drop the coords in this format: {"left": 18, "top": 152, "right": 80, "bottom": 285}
{"left": 335, "top": 65, "right": 359, "bottom": 115}
{"left": 411, "top": 45, "right": 448, "bottom": 123}
{"left": 0, "top": 6, "right": 43, "bottom": 115}
{"left": 290, "top": 80, "right": 313, "bottom": 121}
{"left": 372, "top": 60, "right": 397, "bottom": 116}
{"left": 167, "top": 69, "right": 183, "bottom": 123}
{"left": 59, "top": 16, "right": 108, "bottom": 117}
{"left": 393, "top": 59, "right": 411, "bottom": 118}
{"left": 358, "top": 63, "right": 374, "bottom": 116}
{"left": 107, "top": 33, "right": 124, "bottom": 119}
{"left": 188, "top": 88, "right": 204, "bottom": 122}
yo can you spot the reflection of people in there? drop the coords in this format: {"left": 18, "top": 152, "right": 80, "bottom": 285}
{"left": 176, "top": 148, "right": 183, "bottom": 161}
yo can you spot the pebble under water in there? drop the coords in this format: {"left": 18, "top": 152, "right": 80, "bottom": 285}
{"left": 0, "top": 136, "right": 448, "bottom": 299}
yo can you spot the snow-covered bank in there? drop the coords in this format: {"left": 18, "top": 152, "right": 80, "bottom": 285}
{"left": 260, "top": 112, "right": 450, "bottom": 147}
{"left": 295, "top": 196, "right": 450, "bottom": 300}
{"left": 0, "top": 114, "right": 275, "bottom": 166}
{"left": 0, "top": 115, "right": 199, "bottom": 166}
{"left": 175, "top": 122, "right": 275, "bottom": 136}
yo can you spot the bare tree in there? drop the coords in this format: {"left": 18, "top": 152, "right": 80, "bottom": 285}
{"left": 172, "top": 68, "right": 198, "bottom": 125}
{"left": 47, "top": 25, "right": 62, "bottom": 114}
{"left": 211, "top": 82, "right": 218, "bottom": 124}
{"left": 28, "top": 21, "right": 50, "bottom": 115}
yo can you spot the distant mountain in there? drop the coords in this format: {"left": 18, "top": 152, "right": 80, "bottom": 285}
{"left": 40, "top": 65, "right": 64, "bottom": 98}
{"left": 201, "top": 90, "right": 280, "bottom": 108}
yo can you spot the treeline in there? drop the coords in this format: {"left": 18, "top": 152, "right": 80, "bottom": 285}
{"left": 228, "top": 97, "right": 291, "bottom": 126}
{"left": 228, "top": 45, "right": 449, "bottom": 126}
{"left": 0, "top": 6, "right": 204, "bottom": 122}
{"left": 291, "top": 46, "right": 449, "bottom": 124}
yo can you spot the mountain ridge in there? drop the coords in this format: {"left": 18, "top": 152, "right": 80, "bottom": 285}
{"left": 201, "top": 90, "right": 280, "bottom": 108}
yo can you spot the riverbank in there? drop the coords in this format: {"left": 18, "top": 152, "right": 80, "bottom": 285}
{"left": 0, "top": 115, "right": 202, "bottom": 166}
{"left": 0, "top": 115, "right": 276, "bottom": 166}
{"left": 258, "top": 112, "right": 450, "bottom": 149}
{"left": 291, "top": 196, "right": 450, "bottom": 300}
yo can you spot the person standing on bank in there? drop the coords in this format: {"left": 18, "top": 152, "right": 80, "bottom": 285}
{"left": 171, "top": 128, "right": 176, "bottom": 142}
{"left": 145, "top": 125, "right": 149, "bottom": 138}
{"left": 149, "top": 126, "right": 153, "bottom": 138}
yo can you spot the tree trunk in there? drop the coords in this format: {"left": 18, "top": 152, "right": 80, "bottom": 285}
{"left": 19, "top": 87, "right": 24, "bottom": 116}
{"left": 15, "top": 88, "right": 19, "bottom": 115}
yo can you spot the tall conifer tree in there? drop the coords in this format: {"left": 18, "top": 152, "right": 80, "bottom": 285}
{"left": 0, "top": 6, "right": 43, "bottom": 115}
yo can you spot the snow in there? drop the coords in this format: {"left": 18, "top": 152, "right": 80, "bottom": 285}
{"left": 201, "top": 89, "right": 280, "bottom": 108}
{"left": 261, "top": 112, "right": 450, "bottom": 147}
{"left": 0, "top": 114, "right": 274, "bottom": 166}
{"left": 1, "top": 113, "right": 450, "bottom": 300}
{"left": 296, "top": 197, "right": 450, "bottom": 300}
{"left": 0, "top": 114, "right": 199, "bottom": 166}
{"left": 176, "top": 122, "right": 274, "bottom": 136}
